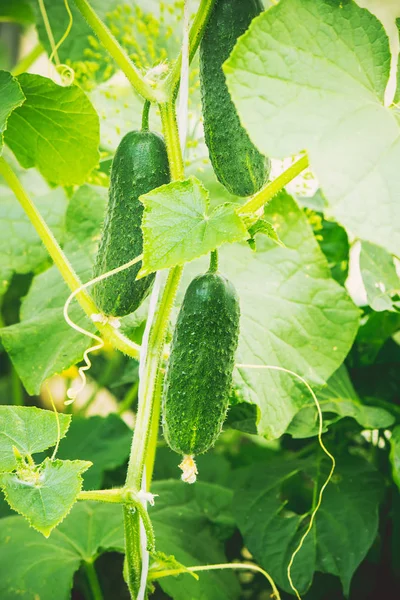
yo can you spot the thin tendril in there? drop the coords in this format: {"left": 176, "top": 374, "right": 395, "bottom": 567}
{"left": 152, "top": 562, "right": 280, "bottom": 599}
{"left": 46, "top": 382, "right": 61, "bottom": 461}
{"left": 63, "top": 254, "right": 143, "bottom": 403}
{"left": 235, "top": 363, "right": 336, "bottom": 600}
{"left": 38, "top": 0, "right": 60, "bottom": 65}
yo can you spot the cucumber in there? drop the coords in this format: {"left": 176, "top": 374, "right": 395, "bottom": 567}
{"left": 162, "top": 268, "right": 240, "bottom": 469}
{"left": 200, "top": 0, "right": 269, "bottom": 197}
{"left": 93, "top": 130, "right": 170, "bottom": 316}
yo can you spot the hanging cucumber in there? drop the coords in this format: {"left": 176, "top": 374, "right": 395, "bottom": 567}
{"left": 162, "top": 252, "right": 240, "bottom": 482}
{"left": 93, "top": 106, "right": 170, "bottom": 317}
{"left": 200, "top": 0, "right": 269, "bottom": 197}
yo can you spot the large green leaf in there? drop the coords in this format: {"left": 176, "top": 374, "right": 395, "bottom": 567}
{"left": 56, "top": 414, "right": 132, "bottom": 490}
{"left": 0, "top": 406, "right": 70, "bottom": 472}
{"left": 288, "top": 364, "right": 395, "bottom": 438}
{"left": 151, "top": 480, "right": 240, "bottom": 600}
{"left": 140, "top": 177, "right": 248, "bottom": 277}
{"left": 5, "top": 74, "right": 99, "bottom": 185}
{"left": 0, "top": 458, "right": 91, "bottom": 537}
{"left": 0, "top": 0, "right": 34, "bottom": 23}
{"left": 0, "top": 482, "right": 239, "bottom": 600}
{"left": 360, "top": 241, "right": 400, "bottom": 312}
{"left": 0, "top": 71, "right": 25, "bottom": 153}
{"left": 182, "top": 192, "right": 359, "bottom": 439}
{"left": 0, "top": 502, "right": 125, "bottom": 600}
{"left": 0, "top": 185, "right": 107, "bottom": 394}
{"left": 0, "top": 184, "right": 67, "bottom": 275}
{"left": 224, "top": 0, "right": 400, "bottom": 255}
{"left": 234, "top": 454, "right": 383, "bottom": 595}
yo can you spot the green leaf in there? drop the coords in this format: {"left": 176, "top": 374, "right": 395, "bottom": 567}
{"left": 0, "top": 458, "right": 91, "bottom": 536}
{"left": 151, "top": 480, "right": 240, "bottom": 600}
{"left": 5, "top": 74, "right": 99, "bottom": 185}
{"left": 0, "top": 0, "right": 34, "bottom": 24}
{"left": 0, "top": 406, "right": 70, "bottom": 472}
{"left": 247, "top": 217, "right": 283, "bottom": 250}
{"left": 0, "top": 502, "right": 124, "bottom": 599}
{"left": 234, "top": 455, "right": 384, "bottom": 595}
{"left": 288, "top": 364, "right": 395, "bottom": 438}
{"left": 360, "top": 241, "right": 400, "bottom": 312}
{"left": 0, "top": 482, "right": 238, "bottom": 600}
{"left": 0, "top": 184, "right": 107, "bottom": 394}
{"left": 183, "top": 192, "right": 359, "bottom": 439}
{"left": 0, "top": 71, "right": 25, "bottom": 153}
{"left": 224, "top": 0, "right": 400, "bottom": 256}
{"left": 56, "top": 415, "right": 132, "bottom": 490}
{"left": 390, "top": 425, "right": 400, "bottom": 490}
{"left": 140, "top": 176, "right": 248, "bottom": 276}
{"left": 0, "top": 184, "right": 67, "bottom": 275}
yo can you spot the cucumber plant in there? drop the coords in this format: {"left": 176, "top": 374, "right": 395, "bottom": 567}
{"left": 0, "top": 1, "right": 399, "bottom": 600}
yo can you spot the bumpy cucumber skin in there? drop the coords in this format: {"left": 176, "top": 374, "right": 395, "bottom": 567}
{"left": 93, "top": 131, "right": 170, "bottom": 317}
{"left": 162, "top": 272, "right": 240, "bottom": 456}
{"left": 200, "top": 0, "right": 269, "bottom": 197}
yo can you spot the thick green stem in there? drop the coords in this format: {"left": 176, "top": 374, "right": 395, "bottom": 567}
{"left": 238, "top": 155, "right": 309, "bottom": 216}
{"left": 165, "top": 0, "right": 216, "bottom": 97}
{"left": 78, "top": 488, "right": 125, "bottom": 503}
{"left": 84, "top": 561, "right": 104, "bottom": 600}
{"left": 72, "top": 0, "right": 163, "bottom": 102}
{"left": 144, "top": 371, "right": 163, "bottom": 489}
{"left": 11, "top": 367, "right": 23, "bottom": 406}
{"left": 123, "top": 97, "right": 185, "bottom": 600}
{"left": 12, "top": 44, "right": 44, "bottom": 76}
{"left": 209, "top": 249, "right": 218, "bottom": 273}
{"left": 0, "top": 157, "right": 141, "bottom": 360}
{"left": 141, "top": 100, "right": 151, "bottom": 131}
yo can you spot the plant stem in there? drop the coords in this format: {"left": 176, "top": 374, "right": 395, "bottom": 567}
{"left": 123, "top": 97, "right": 185, "bottom": 600}
{"left": 72, "top": 0, "right": 162, "bottom": 102}
{"left": 165, "top": 0, "right": 216, "bottom": 97}
{"left": 238, "top": 155, "right": 309, "bottom": 216}
{"left": 142, "top": 100, "right": 151, "bottom": 131}
{"left": 209, "top": 249, "right": 218, "bottom": 273}
{"left": 78, "top": 488, "right": 125, "bottom": 503}
{"left": 84, "top": 561, "right": 104, "bottom": 600}
{"left": 144, "top": 370, "right": 163, "bottom": 489}
{"left": 0, "top": 157, "right": 141, "bottom": 360}
{"left": 12, "top": 43, "right": 44, "bottom": 76}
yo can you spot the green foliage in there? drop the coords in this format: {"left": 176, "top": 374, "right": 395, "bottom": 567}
{"left": 234, "top": 454, "right": 384, "bottom": 595}
{"left": 140, "top": 176, "right": 248, "bottom": 276}
{"left": 1, "top": 1, "right": 400, "bottom": 599}
{"left": 225, "top": 0, "right": 400, "bottom": 255}
{"left": 5, "top": 74, "right": 99, "bottom": 185}
{"left": 0, "top": 71, "right": 24, "bottom": 153}
{"left": 0, "top": 406, "right": 70, "bottom": 472}
{"left": 360, "top": 241, "right": 400, "bottom": 312}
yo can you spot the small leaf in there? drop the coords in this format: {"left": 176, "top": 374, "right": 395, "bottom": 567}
{"left": 0, "top": 406, "right": 70, "bottom": 472}
{"left": 5, "top": 73, "right": 99, "bottom": 185}
{"left": 247, "top": 217, "right": 283, "bottom": 250}
{"left": 360, "top": 241, "right": 400, "bottom": 312}
{"left": 0, "top": 458, "right": 91, "bottom": 537}
{"left": 140, "top": 176, "right": 248, "bottom": 276}
{"left": 0, "top": 70, "right": 25, "bottom": 153}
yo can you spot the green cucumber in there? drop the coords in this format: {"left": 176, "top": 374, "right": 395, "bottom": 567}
{"left": 162, "top": 266, "right": 240, "bottom": 470}
{"left": 200, "top": 0, "right": 269, "bottom": 197}
{"left": 93, "top": 129, "right": 170, "bottom": 316}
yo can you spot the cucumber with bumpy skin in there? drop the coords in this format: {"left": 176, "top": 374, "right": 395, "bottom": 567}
{"left": 162, "top": 264, "right": 240, "bottom": 479}
{"left": 93, "top": 130, "right": 170, "bottom": 316}
{"left": 200, "top": 0, "right": 269, "bottom": 197}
